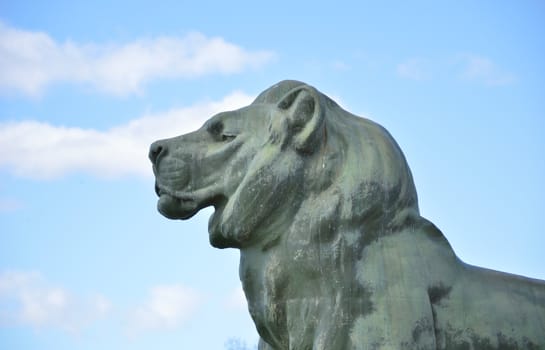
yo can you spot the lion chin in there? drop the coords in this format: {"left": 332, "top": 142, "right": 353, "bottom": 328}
{"left": 153, "top": 181, "right": 198, "bottom": 219}
{"left": 150, "top": 80, "right": 545, "bottom": 350}
{"left": 155, "top": 194, "right": 194, "bottom": 220}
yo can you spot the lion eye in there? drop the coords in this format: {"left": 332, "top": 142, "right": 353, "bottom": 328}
{"left": 221, "top": 134, "right": 236, "bottom": 142}
{"left": 206, "top": 120, "right": 236, "bottom": 142}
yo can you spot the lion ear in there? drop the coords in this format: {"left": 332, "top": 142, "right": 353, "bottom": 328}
{"left": 277, "top": 86, "right": 325, "bottom": 153}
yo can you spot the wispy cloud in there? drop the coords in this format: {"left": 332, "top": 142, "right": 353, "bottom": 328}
{"left": 457, "top": 54, "right": 516, "bottom": 86}
{"left": 0, "top": 22, "right": 274, "bottom": 96}
{"left": 397, "top": 54, "right": 516, "bottom": 86}
{"left": 331, "top": 60, "right": 351, "bottom": 72}
{"left": 0, "top": 92, "right": 253, "bottom": 179}
{"left": 126, "top": 284, "right": 202, "bottom": 334}
{"left": 396, "top": 58, "right": 429, "bottom": 81}
{"left": 0, "top": 270, "right": 110, "bottom": 333}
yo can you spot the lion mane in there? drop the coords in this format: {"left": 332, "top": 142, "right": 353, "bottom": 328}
{"left": 150, "top": 80, "right": 545, "bottom": 349}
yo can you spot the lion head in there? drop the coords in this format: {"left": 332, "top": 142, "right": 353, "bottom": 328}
{"left": 150, "top": 80, "right": 419, "bottom": 250}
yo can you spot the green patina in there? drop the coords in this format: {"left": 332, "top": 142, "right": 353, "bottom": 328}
{"left": 150, "top": 80, "right": 545, "bottom": 349}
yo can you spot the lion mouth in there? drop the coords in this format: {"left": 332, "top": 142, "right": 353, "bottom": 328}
{"left": 154, "top": 182, "right": 224, "bottom": 220}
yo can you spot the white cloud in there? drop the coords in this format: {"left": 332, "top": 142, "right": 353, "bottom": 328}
{"left": 0, "top": 270, "right": 111, "bottom": 333}
{"left": 457, "top": 54, "right": 516, "bottom": 86}
{"left": 0, "top": 22, "right": 274, "bottom": 96}
{"left": 127, "top": 284, "right": 202, "bottom": 334}
{"left": 397, "top": 58, "right": 429, "bottom": 81}
{"left": 0, "top": 91, "right": 254, "bottom": 179}
{"left": 0, "top": 270, "right": 205, "bottom": 336}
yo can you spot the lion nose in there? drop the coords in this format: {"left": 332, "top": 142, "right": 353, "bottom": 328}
{"left": 149, "top": 141, "right": 167, "bottom": 164}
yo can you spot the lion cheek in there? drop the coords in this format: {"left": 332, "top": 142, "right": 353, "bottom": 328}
{"left": 207, "top": 207, "right": 247, "bottom": 249}
{"left": 207, "top": 209, "right": 230, "bottom": 248}
{"left": 208, "top": 230, "right": 236, "bottom": 249}
{"left": 208, "top": 223, "right": 249, "bottom": 249}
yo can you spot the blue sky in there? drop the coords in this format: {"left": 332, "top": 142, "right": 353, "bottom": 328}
{"left": 0, "top": 1, "right": 544, "bottom": 349}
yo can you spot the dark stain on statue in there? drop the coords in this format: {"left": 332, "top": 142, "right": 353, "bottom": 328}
{"left": 428, "top": 283, "right": 452, "bottom": 305}
{"left": 348, "top": 282, "right": 375, "bottom": 319}
{"left": 441, "top": 328, "right": 542, "bottom": 350}
{"left": 357, "top": 181, "right": 418, "bottom": 250}
{"left": 411, "top": 317, "right": 434, "bottom": 345}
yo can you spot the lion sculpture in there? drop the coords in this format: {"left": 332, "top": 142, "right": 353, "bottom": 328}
{"left": 149, "top": 80, "right": 545, "bottom": 349}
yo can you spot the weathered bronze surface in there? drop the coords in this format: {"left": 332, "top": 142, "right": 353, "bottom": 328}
{"left": 150, "top": 80, "right": 545, "bottom": 349}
